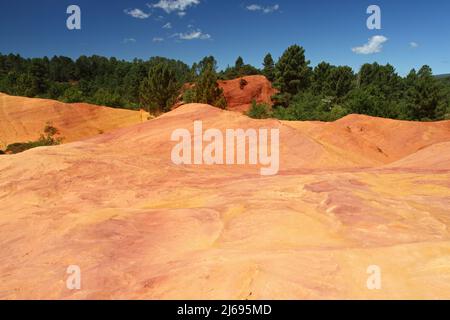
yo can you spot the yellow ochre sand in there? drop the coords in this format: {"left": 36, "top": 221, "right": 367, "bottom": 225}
{"left": 0, "top": 102, "right": 450, "bottom": 299}
{"left": 0, "top": 92, "right": 146, "bottom": 148}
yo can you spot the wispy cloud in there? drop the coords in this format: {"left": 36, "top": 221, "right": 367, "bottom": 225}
{"left": 410, "top": 41, "right": 419, "bottom": 48}
{"left": 163, "top": 22, "right": 172, "bottom": 29}
{"left": 124, "top": 8, "right": 151, "bottom": 19}
{"left": 153, "top": 37, "right": 164, "bottom": 42}
{"left": 172, "top": 29, "right": 211, "bottom": 40}
{"left": 246, "top": 4, "right": 280, "bottom": 13}
{"left": 150, "top": 0, "right": 200, "bottom": 17}
{"left": 123, "top": 38, "right": 137, "bottom": 43}
{"left": 352, "top": 35, "right": 388, "bottom": 54}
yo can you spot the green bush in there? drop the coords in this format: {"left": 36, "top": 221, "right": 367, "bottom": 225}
{"left": 215, "top": 95, "right": 228, "bottom": 110}
{"left": 182, "top": 88, "right": 196, "bottom": 104}
{"left": 246, "top": 101, "right": 272, "bottom": 119}
{"left": 5, "top": 123, "right": 63, "bottom": 154}
{"left": 60, "top": 86, "right": 84, "bottom": 103}
{"left": 273, "top": 92, "right": 324, "bottom": 121}
{"left": 92, "top": 88, "right": 123, "bottom": 107}
{"left": 328, "top": 105, "right": 349, "bottom": 121}
{"left": 239, "top": 78, "right": 248, "bottom": 90}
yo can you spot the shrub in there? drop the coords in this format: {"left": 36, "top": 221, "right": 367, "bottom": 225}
{"left": 182, "top": 88, "right": 196, "bottom": 104}
{"left": 92, "top": 88, "right": 123, "bottom": 107}
{"left": 239, "top": 78, "right": 248, "bottom": 90}
{"left": 328, "top": 105, "right": 349, "bottom": 121}
{"left": 5, "top": 123, "right": 63, "bottom": 154}
{"left": 60, "top": 86, "right": 84, "bottom": 103}
{"left": 246, "top": 100, "right": 272, "bottom": 119}
{"left": 215, "top": 95, "right": 228, "bottom": 110}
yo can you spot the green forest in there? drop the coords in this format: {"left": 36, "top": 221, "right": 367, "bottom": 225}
{"left": 1, "top": 44, "right": 449, "bottom": 121}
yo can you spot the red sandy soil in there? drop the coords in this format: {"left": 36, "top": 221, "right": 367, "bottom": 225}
{"left": 0, "top": 93, "right": 146, "bottom": 149}
{"left": 0, "top": 103, "right": 450, "bottom": 299}
{"left": 219, "top": 75, "right": 277, "bottom": 113}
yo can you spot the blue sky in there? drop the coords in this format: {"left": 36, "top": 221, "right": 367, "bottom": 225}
{"left": 1, "top": 0, "right": 449, "bottom": 75}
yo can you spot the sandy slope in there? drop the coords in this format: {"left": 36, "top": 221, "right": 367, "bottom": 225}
{"left": 0, "top": 93, "right": 145, "bottom": 148}
{"left": 0, "top": 104, "right": 449, "bottom": 300}
{"left": 284, "top": 115, "right": 450, "bottom": 167}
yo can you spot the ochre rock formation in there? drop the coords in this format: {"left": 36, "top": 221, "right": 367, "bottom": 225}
{"left": 0, "top": 103, "right": 449, "bottom": 299}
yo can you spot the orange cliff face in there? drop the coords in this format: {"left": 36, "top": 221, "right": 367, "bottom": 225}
{"left": 219, "top": 75, "right": 278, "bottom": 113}
{"left": 0, "top": 103, "right": 450, "bottom": 299}
{"left": 0, "top": 92, "right": 146, "bottom": 148}
{"left": 175, "top": 75, "right": 277, "bottom": 113}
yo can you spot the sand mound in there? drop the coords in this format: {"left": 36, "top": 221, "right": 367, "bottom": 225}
{"left": 284, "top": 114, "right": 450, "bottom": 166}
{"left": 1, "top": 103, "right": 450, "bottom": 299}
{"left": 384, "top": 142, "right": 450, "bottom": 171}
{"left": 219, "top": 75, "right": 277, "bottom": 113}
{"left": 85, "top": 104, "right": 378, "bottom": 172}
{"left": 0, "top": 93, "right": 146, "bottom": 148}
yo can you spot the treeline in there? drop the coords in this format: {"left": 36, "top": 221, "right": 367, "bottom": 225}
{"left": 260, "top": 45, "right": 450, "bottom": 121}
{"left": 1, "top": 46, "right": 450, "bottom": 121}
{"left": 0, "top": 53, "right": 232, "bottom": 112}
{"left": 0, "top": 54, "right": 192, "bottom": 109}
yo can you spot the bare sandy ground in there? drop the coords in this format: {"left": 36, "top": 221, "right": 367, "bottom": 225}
{"left": 0, "top": 93, "right": 145, "bottom": 148}
{"left": 0, "top": 103, "right": 449, "bottom": 299}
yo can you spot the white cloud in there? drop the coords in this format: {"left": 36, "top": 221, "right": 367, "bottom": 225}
{"left": 153, "top": 37, "right": 164, "bottom": 42}
{"left": 123, "top": 38, "right": 136, "bottom": 43}
{"left": 177, "top": 11, "right": 187, "bottom": 17}
{"left": 124, "top": 8, "right": 151, "bottom": 19}
{"left": 163, "top": 22, "right": 172, "bottom": 29}
{"left": 172, "top": 29, "right": 211, "bottom": 40}
{"left": 352, "top": 35, "right": 388, "bottom": 54}
{"left": 150, "top": 0, "right": 200, "bottom": 13}
{"left": 410, "top": 41, "right": 419, "bottom": 48}
{"left": 246, "top": 4, "right": 280, "bottom": 13}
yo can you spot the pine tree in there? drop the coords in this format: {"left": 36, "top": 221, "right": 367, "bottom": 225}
{"left": 312, "top": 62, "right": 334, "bottom": 95}
{"left": 194, "top": 56, "right": 218, "bottom": 76}
{"left": 274, "top": 45, "right": 311, "bottom": 95}
{"left": 30, "top": 58, "right": 49, "bottom": 94}
{"left": 329, "top": 66, "right": 355, "bottom": 99}
{"left": 139, "top": 62, "right": 181, "bottom": 114}
{"left": 407, "top": 65, "right": 441, "bottom": 120}
{"left": 194, "top": 62, "right": 227, "bottom": 109}
{"left": 262, "top": 53, "right": 275, "bottom": 82}
{"left": 235, "top": 56, "right": 244, "bottom": 71}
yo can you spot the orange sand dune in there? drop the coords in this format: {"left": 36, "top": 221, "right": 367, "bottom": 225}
{"left": 0, "top": 93, "right": 145, "bottom": 148}
{"left": 284, "top": 115, "right": 450, "bottom": 167}
{"left": 0, "top": 104, "right": 450, "bottom": 300}
{"left": 384, "top": 142, "right": 450, "bottom": 171}
{"left": 219, "top": 75, "right": 277, "bottom": 113}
